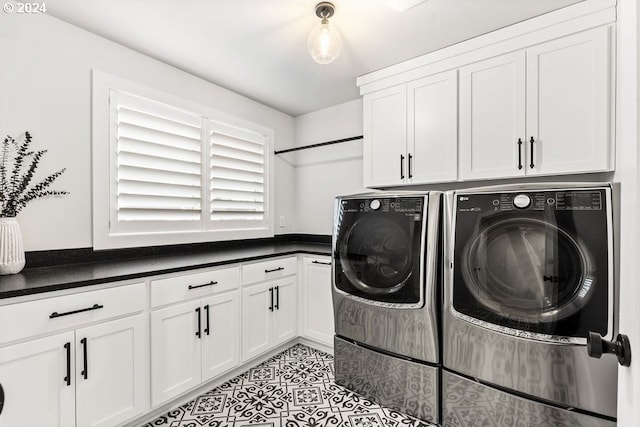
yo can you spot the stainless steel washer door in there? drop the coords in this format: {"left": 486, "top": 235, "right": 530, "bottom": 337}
{"left": 461, "top": 217, "right": 595, "bottom": 323}
{"left": 339, "top": 215, "right": 413, "bottom": 295}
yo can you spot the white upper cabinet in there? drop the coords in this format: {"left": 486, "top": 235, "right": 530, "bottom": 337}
{"left": 363, "top": 70, "right": 458, "bottom": 187}
{"left": 459, "top": 51, "right": 527, "bottom": 180}
{"left": 525, "top": 26, "right": 612, "bottom": 176}
{"left": 460, "top": 26, "right": 612, "bottom": 180}
{"left": 408, "top": 71, "right": 459, "bottom": 184}
{"left": 363, "top": 85, "right": 407, "bottom": 187}
{"left": 358, "top": 4, "right": 615, "bottom": 185}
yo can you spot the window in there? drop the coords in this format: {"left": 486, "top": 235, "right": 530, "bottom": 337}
{"left": 92, "top": 71, "right": 273, "bottom": 249}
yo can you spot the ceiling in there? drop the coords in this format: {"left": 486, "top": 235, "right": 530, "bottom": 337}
{"left": 45, "top": 0, "right": 583, "bottom": 117}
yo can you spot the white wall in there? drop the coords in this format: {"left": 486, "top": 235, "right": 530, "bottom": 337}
{"left": 292, "top": 99, "right": 366, "bottom": 235}
{"left": 0, "top": 12, "right": 296, "bottom": 251}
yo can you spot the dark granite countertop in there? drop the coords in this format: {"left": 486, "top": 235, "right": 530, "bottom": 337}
{"left": 0, "top": 241, "right": 331, "bottom": 300}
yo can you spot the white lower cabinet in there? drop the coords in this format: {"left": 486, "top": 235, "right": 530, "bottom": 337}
{"left": 301, "top": 257, "right": 334, "bottom": 347}
{"left": 150, "top": 286, "right": 241, "bottom": 407}
{"left": 0, "top": 283, "right": 147, "bottom": 427}
{"left": 242, "top": 278, "right": 296, "bottom": 361}
{"left": 149, "top": 266, "right": 241, "bottom": 407}
{"left": 75, "top": 315, "right": 147, "bottom": 427}
{"left": 0, "top": 332, "right": 75, "bottom": 427}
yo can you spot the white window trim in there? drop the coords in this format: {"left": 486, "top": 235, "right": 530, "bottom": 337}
{"left": 92, "top": 70, "right": 274, "bottom": 250}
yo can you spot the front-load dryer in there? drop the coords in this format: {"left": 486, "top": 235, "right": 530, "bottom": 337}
{"left": 442, "top": 183, "right": 617, "bottom": 427}
{"left": 332, "top": 192, "right": 441, "bottom": 424}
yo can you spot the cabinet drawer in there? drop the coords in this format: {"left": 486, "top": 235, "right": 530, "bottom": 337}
{"left": 151, "top": 266, "right": 240, "bottom": 308}
{"left": 242, "top": 257, "right": 297, "bottom": 286}
{"left": 0, "top": 282, "right": 145, "bottom": 346}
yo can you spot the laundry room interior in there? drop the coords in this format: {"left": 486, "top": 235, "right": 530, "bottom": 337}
{"left": 0, "top": 0, "right": 639, "bottom": 426}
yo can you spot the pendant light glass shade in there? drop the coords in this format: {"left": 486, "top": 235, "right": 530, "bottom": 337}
{"left": 308, "top": 3, "right": 342, "bottom": 64}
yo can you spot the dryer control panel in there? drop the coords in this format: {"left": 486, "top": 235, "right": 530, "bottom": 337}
{"left": 458, "top": 190, "right": 604, "bottom": 213}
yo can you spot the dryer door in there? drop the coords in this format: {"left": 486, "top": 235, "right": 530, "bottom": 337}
{"left": 452, "top": 189, "right": 611, "bottom": 339}
{"left": 461, "top": 217, "right": 594, "bottom": 323}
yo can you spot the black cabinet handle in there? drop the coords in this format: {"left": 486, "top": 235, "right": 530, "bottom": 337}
{"left": 529, "top": 136, "right": 535, "bottom": 169}
{"left": 400, "top": 154, "right": 405, "bottom": 179}
{"left": 195, "top": 307, "right": 201, "bottom": 338}
{"left": 204, "top": 304, "right": 210, "bottom": 336}
{"left": 275, "top": 286, "right": 280, "bottom": 310}
{"left": 188, "top": 281, "right": 217, "bottom": 290}
{"left": 517, "top": 138, "right": 523, "bottom": 170}
{"left": 50, "top": 304, "right": 104, "bottom": 319}
{"left": 408, "top": 153, "right": 413, "bottom": 179}
{"left": 80, "top": 338, "right": 88, "bottom": 380}
{"left": 0, "top": 382, "right": 4, "bottom": 416}
{"left": 588, "top": 332, "right": 632, "bottom": 367}
{"left": 312, "top": 260, "right": 331, "bottom": 265}
{"left": 64, "top": 342, "right": 71, "bottom": 386}
{"left": 268, "top": 287, "right": 274, "bottom": 311}
{"left": 265, "top": 267, "right": 284, "bottom": 273}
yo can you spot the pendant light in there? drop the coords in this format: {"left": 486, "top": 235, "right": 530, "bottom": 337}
{"left": 308, "top": 2, "right": 342, "bottom": 65}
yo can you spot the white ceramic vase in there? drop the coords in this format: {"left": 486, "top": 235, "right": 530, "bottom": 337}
{"left": 0, "top": 217, "right": 26, "bottom": 275}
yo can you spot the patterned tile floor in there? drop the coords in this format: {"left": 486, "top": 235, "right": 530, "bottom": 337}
{"left": 143, "top": 344, "right": 436, "bottom": 427}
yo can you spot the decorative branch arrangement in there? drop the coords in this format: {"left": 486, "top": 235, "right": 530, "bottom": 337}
{"left": 0, "top": 131, "right": 68, "bottom": 217}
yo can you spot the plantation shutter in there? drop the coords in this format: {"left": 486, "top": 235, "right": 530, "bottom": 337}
{"left": 112, "top": 91, "right": 203, "bottom": 223}
{"left": 209, "top": 121, "right": 266, "bottom": 223}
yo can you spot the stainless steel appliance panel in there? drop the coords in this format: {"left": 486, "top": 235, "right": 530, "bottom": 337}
{"left": 334, "top": 290, "right": 438, "bottom": 363}
{"left": 335, "top": 336, "right": 439, "bottom": 424}
{"left": 442, "top": 371, "right": 616, "bottom": 427}
{"left": 443, "top": 308, "right": 618, "bottom": 418}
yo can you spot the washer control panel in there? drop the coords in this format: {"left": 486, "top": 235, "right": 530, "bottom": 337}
{"left": 339, "top": 197, "right": 424, "bottom": 214}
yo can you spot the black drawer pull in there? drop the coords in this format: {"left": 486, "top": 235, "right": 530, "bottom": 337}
{"left": 64, "top": 342, "right": 71, "bottom": 386}
{"left": 188, "top": 281, "right": 218, "bottom": 290}
{"left": 529, "top": 136, "right": 535, "bottom": 169}
{"left": 80, "top": 337, "right": 88, "bottom": 380}
{"left": 312, "top": 260, "right": 331, "bottom": 265}
{"left": 195, "top": 307, "right": 201, "bottom": 338}
{"left": 265, "top": 267, "right": 284, "bottom": 273}
{"left": 204, "top": 304, "right": 210, "bottom": 336}
{"left": 50, "top": 304, "right": 104, "bottom": 319}
{"left": 517, "top": 138, "right": 523, "bottom": 170}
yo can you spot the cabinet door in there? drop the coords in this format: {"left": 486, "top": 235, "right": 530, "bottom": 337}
{"left": 0, "top": 332, "right": 75, "bottom": 427}
{"left": 526, "top": 26, "right": 612, "bottom": 175}
{"left": 242, "top": 283, "right": 272, "bottom": 361}
{"left": 302, "top": 258, "right": 334, "bottom": 346}
{"left": 460, "top": 51, "right": 526, "bottom": 180}
{"left": 408, "top": 70, "right": 458, "bottom": 183}
{"left": 150, "top": 300, "right": 201, "bottom": 407}
{"left": 272, "top": 278, "right": 297, "bottom": 347}
{"left": 363, "top": 85, "right": 408, "bottom": 187}
{"left": 201, "top": 291, "right": 241, "bottom": 381}
{"left": 75, "top": 315, "right": 148, "bottom": 427}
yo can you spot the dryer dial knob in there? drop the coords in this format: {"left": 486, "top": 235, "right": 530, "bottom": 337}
{"left": 513, "top": 194, "right": 531, "bottom": 209}
{"left": 370, "top": 199, "right": 381, "bottom": 210}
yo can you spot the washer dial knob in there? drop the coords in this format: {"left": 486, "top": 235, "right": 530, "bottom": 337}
{"left": 513, "top": 194, "right": 531, "bottom": 209}
{"left": 370, "top": 199, "right": 381, "bottom": 210}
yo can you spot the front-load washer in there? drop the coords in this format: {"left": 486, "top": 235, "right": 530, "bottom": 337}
{"left": 332, "top": 192, "right": 441, "bottom": 424}
{"left": 443, "top": 183, "right": 617, "bottom": 427}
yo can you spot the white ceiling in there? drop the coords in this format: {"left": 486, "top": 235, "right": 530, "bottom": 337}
{"left": 45, "top": 0, "right": 583, "bottom": 117}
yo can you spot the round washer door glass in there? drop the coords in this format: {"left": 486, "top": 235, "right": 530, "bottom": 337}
{"left": 339, "top": 215, "right": 413, "bottom": 295}
{"left": 461, "top": 217, "right": 595, "bottom": 322}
